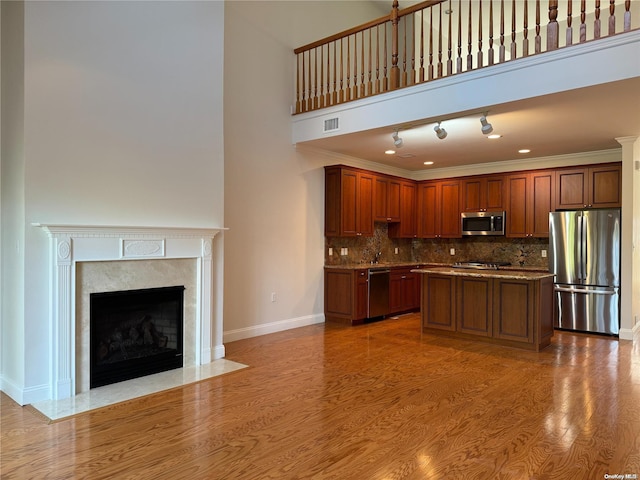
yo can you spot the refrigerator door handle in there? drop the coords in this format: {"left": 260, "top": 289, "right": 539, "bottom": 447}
{"left": 554, "top": 286, "right": 618, "bottom": 295}
{"left": 582, "top": 213, "right": 588, "bottom": 282}
{"left": 577, "top": 215, "right": 583, "bottom": 282}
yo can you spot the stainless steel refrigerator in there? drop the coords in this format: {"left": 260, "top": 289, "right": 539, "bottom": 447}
{"left": 549, "top": 209, "right": 621, "bottom": 335}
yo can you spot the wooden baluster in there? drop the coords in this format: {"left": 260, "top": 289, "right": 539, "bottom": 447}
{"left": 351, "top": 34, "right": 358, "bottom": 100}
{"left": 325, "top": 44, "right": 331, "bottom": 107}
{"left": 419, "top": 9, "right": 425, "bottom": 82}
{"left": 466, "top": 0, "right": 473, "bottom": 70}
{"left": 523, "top": 0, "right": 529, "bottom": 56}
{"left": 548, "top": 0, "right": 559, "bottom": 50}
{"left": 302, "top": 51, "right": 308, "bottom": 112}
{"left": 510, "top": 0, "right": 517, "bottom": 59}
{"left": 594, "top": 0, "right": 601, "bottom": 39}
{"left": 624, "top": 0, "right": 631, "bottom": 31}
{"left": 391, "top": 0, "right": 400, "bottom": 90}
{"left": 345, "top": 35, "right": 351, "bottom": 101}
{"left": 489, "top": 0, "right": 495, "bottom": 65}
{"left": 580, "top": 0, "right": 587, "bottom": 42}
{"left": 402, "top": 16, "right": 408, "bottom": 86}
{"left": 457, "top": 0, "right": 463, "bottom": 73}
{"left": 499, "top": 0, "right": 506, "bottom": 62}
{"left": 438, "top": 3, "right": 444, "bottom": 76}
{"left": 367, "top": 29, "right": 373, "bottom": 96}
{"left": 313, "top": 47, "right": 319, "bottom": 110}
{"left": 477, "top": 0, "right": 484, "bottom": 67}
{"left": 375, "top": 25, "right": 381, "bottom": 93}
{"left": 447, "top": 0, "right": 453, "bottom": 75}
{"left": 339, "top": 38, "right": 344, "bottom": 103}
{"left": 383, "top": 23, "right": 389, "bottom": 92}
{"left": 295, "top": 54, "right": 301, "bottom": 114}
{"left": 360, "top": 31, "right": 365, "bottom": 97}
{"left": 535, "top": 0, "right": 542, "bottom": 53}
{"left": 333, "top": 42, "right": 338, "bottom": 105}
{"left": 608, "top": 0, "right": 615, "bottom": 35}
{"left": 431, "top": 6, "right": 436, "bottom": 79}
{"left": 566, "top": 0, "right": 573, "bottom": 46}
{"left": 410, "top": 14, "right": 417, "bottom": 85}
{"left": 318, "top": 46, "right": 323, "bottom": 109}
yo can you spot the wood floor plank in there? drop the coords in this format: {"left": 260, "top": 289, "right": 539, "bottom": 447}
{"left": 2, "top": 314, "right": 639, "bottom": 479}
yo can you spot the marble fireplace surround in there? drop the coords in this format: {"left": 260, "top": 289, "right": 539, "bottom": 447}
{"left": 36, "top": 224, "right": 225, "bottom": 401}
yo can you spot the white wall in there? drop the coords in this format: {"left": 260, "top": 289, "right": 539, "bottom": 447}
{"left": 1, "top": 1, "right": 225, "bottom": 404}
{"left": 223, "top": 1, "right": 386, "bottom": 340}
{"left": 0, "top": 1, "right": 26, "bottom": 402}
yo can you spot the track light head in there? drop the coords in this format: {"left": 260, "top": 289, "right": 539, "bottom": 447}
{"left": 434, "top": 122, "right": 447, "bottom": 140}
{"left": 480, "top": 115, "right": 493, "bottom": 135}
{"left": 392, "top": 130, "right": 403, "bottom": 148}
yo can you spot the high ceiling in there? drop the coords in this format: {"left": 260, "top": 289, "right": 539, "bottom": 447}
{"left": 297, "top": 77, "right": 640, "bottom": 172}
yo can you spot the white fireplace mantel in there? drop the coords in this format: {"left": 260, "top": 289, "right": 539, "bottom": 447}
{"left": 34, "top": 223, "right": 227, "bottom": 400}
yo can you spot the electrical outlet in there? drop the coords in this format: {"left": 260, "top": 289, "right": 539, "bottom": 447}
{"left": 450, "top": 248, "right": 455, "bottom": 256}
{"left": 344, "top": 247, "right": 348, "bottom": 255}
{"left": 271, "top": 292, "right": 277, "bottom": 302}
{"left": 394, "top": 248, "right": 399, "bottom": 255}
{"left": 328, "top": 247, "right": 333, "bottom": 256}
{"left": 541, "top": 249, "right": 547, "bottom": 258}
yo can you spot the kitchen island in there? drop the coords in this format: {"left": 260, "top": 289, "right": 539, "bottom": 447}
{"left": 412, "top": 267, "right": 555, "bottom": 351}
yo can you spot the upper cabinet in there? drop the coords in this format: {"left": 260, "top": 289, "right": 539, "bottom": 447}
{"left": 506, "top": 170, "right": 555, "bottom": 238}
{"left": 555, "top": 163, "right": 621, "bottom": 210}
{"left": 389, "top": 180, "right": 418, "bottom": 238}
{"left": 417, "top": 179, "right": 461, "bottom": 238}
{"left": 461, "top": 175, "right": 505, "bottom": 212}
{"left": 373, "top": 175, "right": 401, "bottom": 222}
{"left": 325, "top": 165, "right": 374, "bottom": 237}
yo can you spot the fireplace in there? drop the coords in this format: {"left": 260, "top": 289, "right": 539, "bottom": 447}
{"left": 90, "top": 286, "right": 185, "bottom": 388}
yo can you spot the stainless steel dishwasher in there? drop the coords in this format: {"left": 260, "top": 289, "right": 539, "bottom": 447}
{"left": 368, "top": 268, "right": 390, "bottom": 319}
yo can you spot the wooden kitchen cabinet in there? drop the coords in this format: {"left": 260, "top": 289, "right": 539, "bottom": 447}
{"left": 389, "top": 267, "right": 420, "bottom": 314}
{"left": 325, "top": 166, "right": 374, "bottom": 237}
{"left": 422, "top": 273, "right": 456, "bottom": 331}
{"left": 506, "top": 170, "right": 554, "bottom": 238}
{"left": 456, "top": 277, "right": 492, "bottom": 337}
{"left": 555, "top": 163, "right": 621, "bottom": 210}
{"left": 324, "top": 268, "right": 369, "bottom": 325}
{"left": 492, "top": 278, "right": 534, "bottom": 344}
{"left": 461, "top": 175, "right": 505, "bottom": 212}
{"left": 373, "top": 175, "right": 401, "bottom": 222}
{"left": 417, "top": 179, "right": 461, "bottom": 238}
{"left": 389, "top": 180, "right": 418, "bottom": 238}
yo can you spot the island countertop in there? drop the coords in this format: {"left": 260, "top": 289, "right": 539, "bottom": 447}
{"left": 411, "top": 267, "right": 555, "bottom": 281}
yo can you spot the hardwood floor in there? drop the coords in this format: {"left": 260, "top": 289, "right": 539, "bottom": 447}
{"left": 2, "top": 313, "right": 639, "bottom": 479}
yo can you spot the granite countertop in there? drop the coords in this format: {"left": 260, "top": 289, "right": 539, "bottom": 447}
{"left": 325, "top": 262, "right": 550, "bottom": 274}
{"left": 411, "top": 266, "right": 555, "bottom": 280}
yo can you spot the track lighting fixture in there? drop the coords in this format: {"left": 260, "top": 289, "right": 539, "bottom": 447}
{"left": 434, "top": 122, "right": 447, "bottom": 140}
{"left": 480, "top": 114, "right": 493, "bottom": 135}
{"left": 391, "top": 130, "right": 403, "bottom": 148}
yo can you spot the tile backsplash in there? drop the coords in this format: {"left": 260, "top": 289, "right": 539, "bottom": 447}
{"left": 325, "top": 222, "right": 550, "bottom": 268}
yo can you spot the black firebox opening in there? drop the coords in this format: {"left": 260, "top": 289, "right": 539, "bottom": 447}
{"left": 90, "top": 285, "right": 185, "bottom": 389}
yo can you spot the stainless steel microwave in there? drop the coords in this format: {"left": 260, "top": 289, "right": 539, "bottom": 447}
{"left": 461, "top": 211, "right": 505, "bottom": 236}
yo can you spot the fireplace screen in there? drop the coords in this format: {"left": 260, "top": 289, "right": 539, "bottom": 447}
{"left": 90, "top": 285, "right": 185, "bottom": 388}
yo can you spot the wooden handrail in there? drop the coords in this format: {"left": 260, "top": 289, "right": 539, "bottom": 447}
{"left": 293, "top": 0, "right": 637, "bottom": 114}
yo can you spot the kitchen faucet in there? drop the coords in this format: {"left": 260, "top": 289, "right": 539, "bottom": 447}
{"left": 373, "top": 251, "right": 382, "bottom": 264}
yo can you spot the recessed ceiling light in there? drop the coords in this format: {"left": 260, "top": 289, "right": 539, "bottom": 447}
{"left": 423, "top": 161, "right": 434, "bottom": 165}
{"left": 488, "top": 134, "right": 501, "bottom": 139}
{"left": 385, "top": 150, "right": 396, "bottom": 155}
{"left": 519, "top": 149, "right": 531, "bottom": 154}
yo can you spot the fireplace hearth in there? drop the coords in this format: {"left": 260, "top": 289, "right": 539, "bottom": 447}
{"left": 90, "top": 286, "right": 185, "bottom": 388}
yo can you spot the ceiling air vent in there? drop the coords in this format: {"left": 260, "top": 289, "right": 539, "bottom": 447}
{"left": 323, "top": 117, "right": 340, "bottom": 133}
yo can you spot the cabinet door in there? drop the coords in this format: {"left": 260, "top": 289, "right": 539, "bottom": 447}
{"left": 389, "top": 271, "right": 404, "bottom": 314}
{"left": 422, "top": 274, "right": 456, "bottom": 331}
{"left": 485, "top": 176, "right": 505, "bottom": 211}
{"left": 355, "top": 270, "right": 369, "bottom": 320}
{"left": 387, "top": 179, "right": 402, "bottom": 222}
{"left": 456, "top": 277, "right": 492, "bottom": 337}
{"left": 357, "top": 172, "right": 374, "bottom": 236}
{"left": 529, "top": 171, "right": 554, "bottom": 237}
{"left": 403, "top": 272, "right": 420, "bottom": 310}
{"left": 324, "top": 269, "right": 355, "bottom": 319}
{"left": 390, "top": 181, "right": 417, "bottom": 238}
{"left": 461, "top": 178, "right": 483, "bottom": 212}
{"left": 373, "top": 176, "right": 389, "bottom": 221}
{"left": 493, "top": 279, "right": 534, "bottom": 344}
{"left": 589, "top": 164, "right": 621, "bottom": 208}
{"left": 506, "top": 174, "right": 528, "bottom": 238}
{"left": 555, "top": 168, "right": 587, "bottom": 210}
{"left": 417, "top": 182, "right": 438, "bottom": 238}
{"left": 461, "top": 176, "right": 504, "bottom": 212}
{"left": 440, "top": 181, "right": 461, "bottom": 238}
{"left": 340, "top": 169, "right": 359, "bottom": 236}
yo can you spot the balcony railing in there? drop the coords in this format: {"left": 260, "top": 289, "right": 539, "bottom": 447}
{"left": 293, "top": 0, "right": 637, "bottom": 115}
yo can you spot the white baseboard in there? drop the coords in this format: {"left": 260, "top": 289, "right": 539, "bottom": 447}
{"left": 1, "top": 376, "right": 50, "bottom": 406}
{"left": 223, "top": 314, "right": 324, "bottom": 343}
{"left": 619, "top": 322, "right": 639, "bottom": 341}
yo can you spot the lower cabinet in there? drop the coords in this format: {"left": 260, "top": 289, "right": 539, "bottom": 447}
{"left": 389, "top": 268, "right": 420, "bottom": 315}
{"left": 324, "top": 268, "right": 369, "bottom": 325}
{"left": 421, "top": 272, "right": 554, "bottom": 351}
